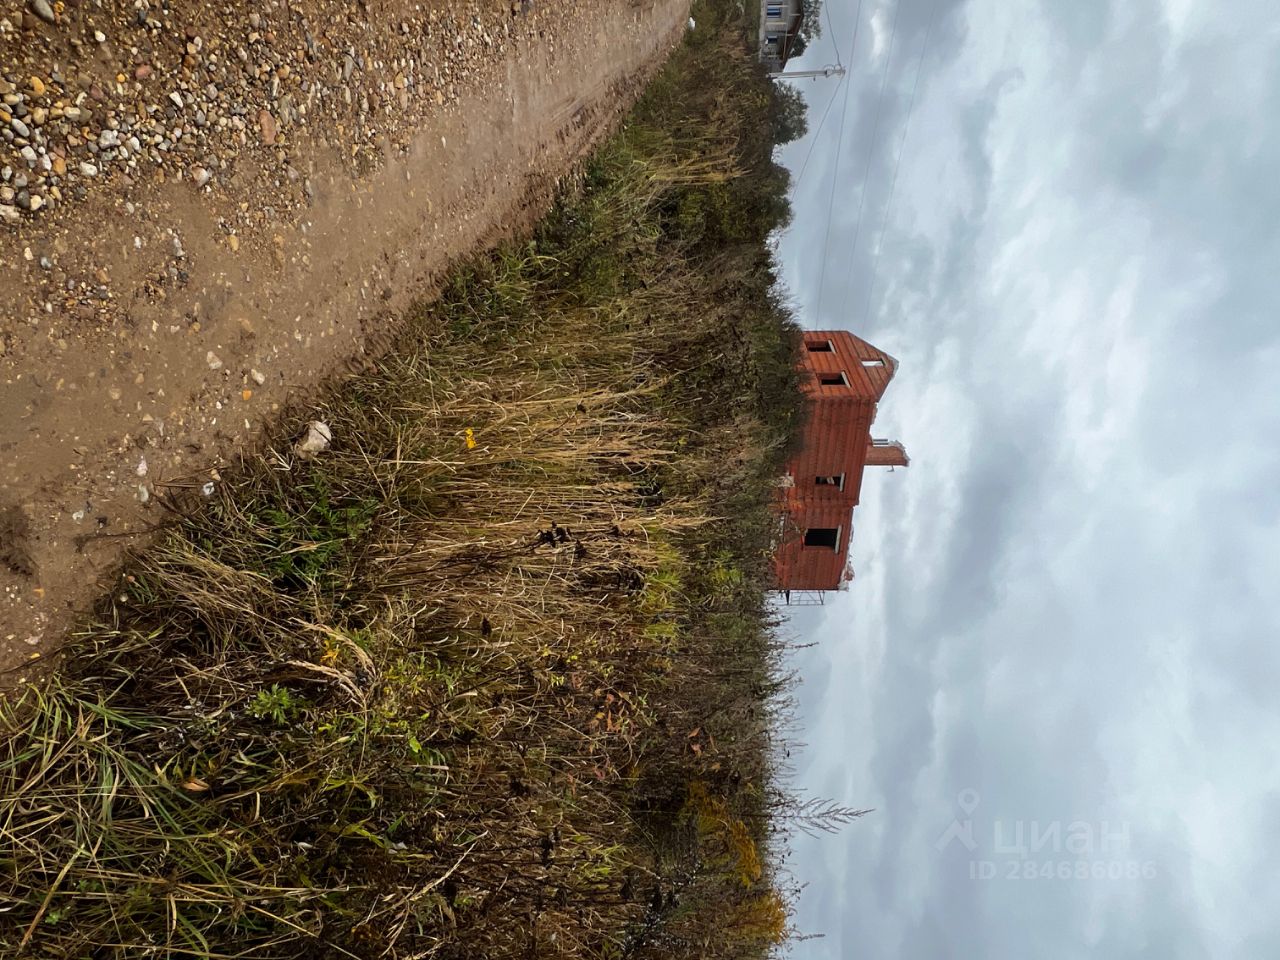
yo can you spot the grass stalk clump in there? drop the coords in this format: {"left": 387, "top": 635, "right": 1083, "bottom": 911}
{"left": 0, "top": 1, "right": 815, "bottom": 956}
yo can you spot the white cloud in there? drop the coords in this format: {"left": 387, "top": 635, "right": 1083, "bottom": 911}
{"left": 778, "top": 0, "right": 1280, "bottom": 956}
{"left": 868, "top": 5, "right": 890, "bottom": 63}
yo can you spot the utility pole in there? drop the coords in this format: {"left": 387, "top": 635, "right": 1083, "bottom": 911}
{"left": 767, "top": 64, "right": 846, "bottom": 80}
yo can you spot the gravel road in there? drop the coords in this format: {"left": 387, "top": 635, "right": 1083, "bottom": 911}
{"left": 0, "top": 0, "right": 690, "bottom": 678}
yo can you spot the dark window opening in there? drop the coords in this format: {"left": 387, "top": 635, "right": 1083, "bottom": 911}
{"left": 815, "top": 474, "right": 845, "bottom": 489}
{"left": 818, "top": 372, "right": 848, "bottom": 387}
{"left": 804, "top": 527, "right": 840, "bottom": 549}
{"left": 807, "top": 341, "right": 834, "bottom": 353}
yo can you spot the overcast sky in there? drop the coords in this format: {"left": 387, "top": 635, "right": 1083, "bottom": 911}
{"left": 772, "top": 0, "right": 1280, "bottom": 956}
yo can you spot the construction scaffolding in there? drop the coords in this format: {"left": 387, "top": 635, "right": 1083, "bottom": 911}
{"left": 781, "top": 590, "right": 826, "bottom": 606}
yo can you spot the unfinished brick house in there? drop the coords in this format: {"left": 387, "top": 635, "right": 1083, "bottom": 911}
{"left": 774, "top": 330, "right": 907, "bottom": 603}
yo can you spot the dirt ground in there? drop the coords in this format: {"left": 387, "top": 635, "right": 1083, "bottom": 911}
{"left": 0, "top": 0, "right": 690, "bottom": 679}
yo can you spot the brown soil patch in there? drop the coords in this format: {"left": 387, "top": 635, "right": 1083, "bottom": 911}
{"left": 0, "top": 504, "right": 34, "bottom": 577}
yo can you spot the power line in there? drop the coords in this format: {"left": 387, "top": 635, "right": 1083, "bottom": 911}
{"left": 815, "top": 0, "right": 865, "bottom": 322}
{"left": 791, "top": 72, "right": 848, "bottom": 194}
{"left": 775, "top": 0, "right": 850, "bottom": 196}
{"left": 795, "top": 0, "right": 858, "bottom": 191}
{"left": 823, "top": 0, "right": 844, "bottom": 67}
{"left": 815, "top": 71, "right": 852, "bottom": 323}
{"left": 861, "top": 0, "right": 940, "bottom": 325}
{"left": 841, "top": 0, "right": 903, "bottom": 319}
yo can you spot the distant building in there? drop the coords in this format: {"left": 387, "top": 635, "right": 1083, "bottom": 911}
{"left": 758, "top": 0, "right": 805, "bottom": 71}
{"left": 774, "top": 330, "right": 907, "bottom": 603}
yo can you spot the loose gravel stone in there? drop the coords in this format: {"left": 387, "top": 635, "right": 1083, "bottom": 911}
{"left": 28, "top": 0, "right": 55, "bottom": 25}
{"left": 259, "top": 110, "right": 278, "bottom": 145}
{"left": 1, "top": 0, "right": 521, "bottom": 227}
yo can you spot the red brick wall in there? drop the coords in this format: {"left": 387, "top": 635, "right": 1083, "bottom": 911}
{"left": 797, "top": 331, "right": 896, "bottom": 401}
{"left": 774, "top": 498, "right": 857, "bottom": 590}
{"left": 774, "top": 331, "right": 899, "bottom": 591}
{"left": 865, "top": 440, "right": 909, "bottom": 468}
